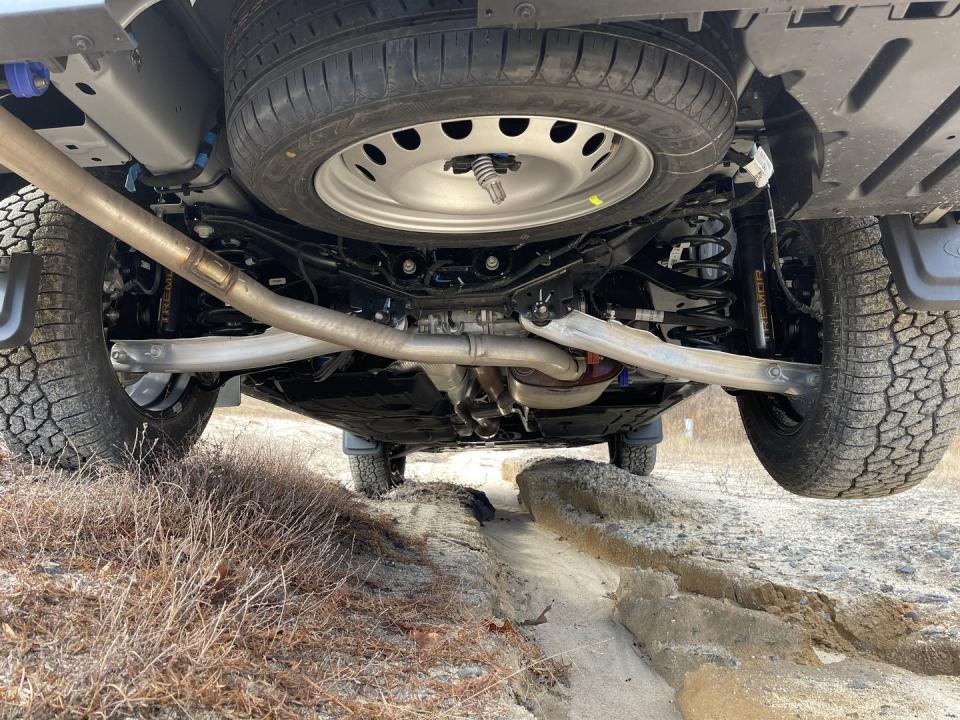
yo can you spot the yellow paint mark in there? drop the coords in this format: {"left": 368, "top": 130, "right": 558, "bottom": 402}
{"left": 286, "top": 150, "right": 298, "bottom": 158}
{"left": 588, "top": 194, "right": 604, "bottom": 206}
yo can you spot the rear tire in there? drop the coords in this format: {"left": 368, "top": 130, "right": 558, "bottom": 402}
{"left": 609, "top": 434, "right": 658, "bottom": 476}
{"left": 0, "top": 187, "right": 217, "bottom": 468}
{"left": 738, "top": 217, "right": 960, "bottom": 498}
{"left": 349, "top": 445, "right": 407, "bottom": 498}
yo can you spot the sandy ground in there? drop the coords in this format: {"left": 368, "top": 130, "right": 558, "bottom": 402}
{"left": 206, "top": 397, "right": 960, "bottom": 718}
{"left": 417, "top": 452, "right": 680, "bottom": 720}
{"left": 208, "top": 403, "right": 679, "bottom": 718}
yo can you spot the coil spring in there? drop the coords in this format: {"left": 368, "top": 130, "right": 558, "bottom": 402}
{"left": 665, "top": 211, "right": 737, "bottom": 349}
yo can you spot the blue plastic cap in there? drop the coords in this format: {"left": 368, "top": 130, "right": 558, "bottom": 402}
{"left": 3, "top": 62, "right": 50, "bottom": 98}
{"left": 203, "top": 131, "right": 217, "bottom": 145}
{"left": 195, "top": 152, "right": 209, "bottom": 169}
{"left": 125, "top": 163, "right": 141, "bottom": 193}
{"left": 619, "top": 367, "right": 629, "bottom": 388}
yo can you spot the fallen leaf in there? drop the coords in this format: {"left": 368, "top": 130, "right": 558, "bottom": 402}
{"left": 2, "top": 623, "right": 18, "bottom": 641}
{"left": 411, "top": 628, "right": 442, "bottom": 650}
{"left": 521, "top": 604, "right": 552, "bottom": 626}
{"left": 487, "top": 619, "right": 516, "bottom": 634}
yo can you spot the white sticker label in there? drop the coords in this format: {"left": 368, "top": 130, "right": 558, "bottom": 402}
{"left": 634, "top": 309, "right": 665, "bottom": 323}
{"left": 667, "top": 241, "right": 690, "bottom": 269}
{"left": 744, "top": 146, "right": 775, "bottom": 187}
{"left": 268, "top": 277, "right": 287, "bottom": 286}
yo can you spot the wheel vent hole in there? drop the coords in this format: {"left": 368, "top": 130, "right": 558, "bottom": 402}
{"left": 499, "top": 117, "right": 529, "bottom": 136}
{"left": 441, "top": 120, "right": 473, "bottom": 139}
{"left": 582, "top": 132, "right": 606, "bottom": 156}
{"left": 550, "top": 121, "right": 577, "bottom": 143}
{"left": 355, "top": 165, "right": 376, "bottom": 182}
{"left": 363, "top": 143, "right": 387, "bottom": 165}
{"left": 393, "top": 128, "right": 421, "bottom": 150}
{"left": 590, "top": 152, "right": 611, "bottom": 172}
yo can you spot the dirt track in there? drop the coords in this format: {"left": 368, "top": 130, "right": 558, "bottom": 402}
{"left": 206, "top": 399, "right": 960, "bottom": 719}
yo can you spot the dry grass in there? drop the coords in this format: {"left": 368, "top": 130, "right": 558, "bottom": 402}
{"left": 0, "top": 445, "right": 550, "bottom": 719}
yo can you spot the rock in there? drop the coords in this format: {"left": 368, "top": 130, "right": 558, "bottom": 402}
{"left": 455, "top": 664, "right": 485, "bottom": 678}
{"left": 614, "top": 568, "right": 817, "bottom": 687}
{"left": 903, "top": 593, "right": 950, "bottom": 604}
{"left": 895, "top": 565, "right": 916, "bottom": 576}
{"left": 880, "top": 583, "right": 894, "bottom": 592}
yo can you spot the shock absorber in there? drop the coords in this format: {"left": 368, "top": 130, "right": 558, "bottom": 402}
{"left": 663, "top": 212, "right": 737, "bottom": 349}
{"left": 732, "top": 194, "right": 774, "bottom": 357}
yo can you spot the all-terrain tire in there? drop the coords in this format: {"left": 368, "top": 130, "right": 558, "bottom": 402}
{"left": 349, "top": 446, "right": 406, "bottom": 498}
{"left": 0, "top": 187, "right": 217, "bottom": 468}
{"left": 738, "top": 217, "right": 960, "bottom": 498}
{"left": 609, "top": 435, "right": 658, "bottom": 476}
{"left": 223, "top": 0, "right": 737, "bottom": 246}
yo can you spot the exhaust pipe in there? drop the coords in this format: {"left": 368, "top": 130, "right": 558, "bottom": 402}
{"left": 0, "top": 107, "right": 819, "bottom": 396}
{"left": 521, "top": 311, "right": 820, "bottom": 396}
{"left": 0, "top": 107, "right": 582, "bottom": 382}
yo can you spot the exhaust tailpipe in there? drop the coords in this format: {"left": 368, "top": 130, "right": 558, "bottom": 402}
{"left": 0, "top": 107, "right": 582, "bottom": 382}
{"left": 521, "top": 311, "right": 820, "bottom": 396}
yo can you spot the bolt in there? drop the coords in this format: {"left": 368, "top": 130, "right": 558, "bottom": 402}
{"left": 471, "top": 155, "right": 507, "bottom": 205}
{"left": 148, "top": 344, "right": 163, "bottom": 358}
{"left": 111, "top": 349, "right": 129, "bottom": 363}
{"left": 484, "top": 255, "right": 501, "bottom": 271}
{"left": 374, "top": 311, "right": 388, "bottom": 323}
{"left": 103, "top": 308, "right": 120, "bottom": 324}
{"left": 32, "top": 76, "right": 49, "bottom": 91}
{"left": 532, "top": 302, "right": 550, "bottom": 320}
{"left": 768, "top": 365, "right": 782, "bottom": 378}
{"left": 401, "top": 258, "right": 418, "bottom": 275}
{"left": 72, "top": 34, "right": 94, "bottom": 52}
{"left": 515, "top": 2, "right": 536, "bottom": 20}
{"left": 807, "top": 373, "right": 820, "bottom": 387}
{"left": 194, "top": 223, "right": 215, "bottom": 239}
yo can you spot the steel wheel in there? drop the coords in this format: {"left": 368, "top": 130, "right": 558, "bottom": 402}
{"left": 314, "top": 116, "right": 655, "bottom": 235}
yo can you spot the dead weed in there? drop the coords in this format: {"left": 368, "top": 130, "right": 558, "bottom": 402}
{"left": 0, "top": 445, "right": 551, "bottom": 718}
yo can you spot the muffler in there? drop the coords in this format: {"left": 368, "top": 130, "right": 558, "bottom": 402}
{"left": 0, "top": 106, "right": 582, "bottom": 382}
{"left": 521, "top": 311, "right": 820, "bottom": 396}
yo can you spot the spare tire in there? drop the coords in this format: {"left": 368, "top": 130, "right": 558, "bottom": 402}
{"left": 224, "top": 0, "right": 736, "bottom": 246}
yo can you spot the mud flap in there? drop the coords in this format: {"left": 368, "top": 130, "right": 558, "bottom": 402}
{"left": 0, "top": 253, "right": 41, "bottom": 349}
{"left": 880, "top": 215, "right": 960, "bottom": 310}
{"left": 622, "top": 417, "right": 663, "bottom": 446}
{"left": 342, "top": 431, "right": 383, "bottom": 455}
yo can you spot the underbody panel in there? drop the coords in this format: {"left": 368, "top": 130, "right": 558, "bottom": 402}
{"left": 243, "top": 369, "right": 699, "bottom": 448}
